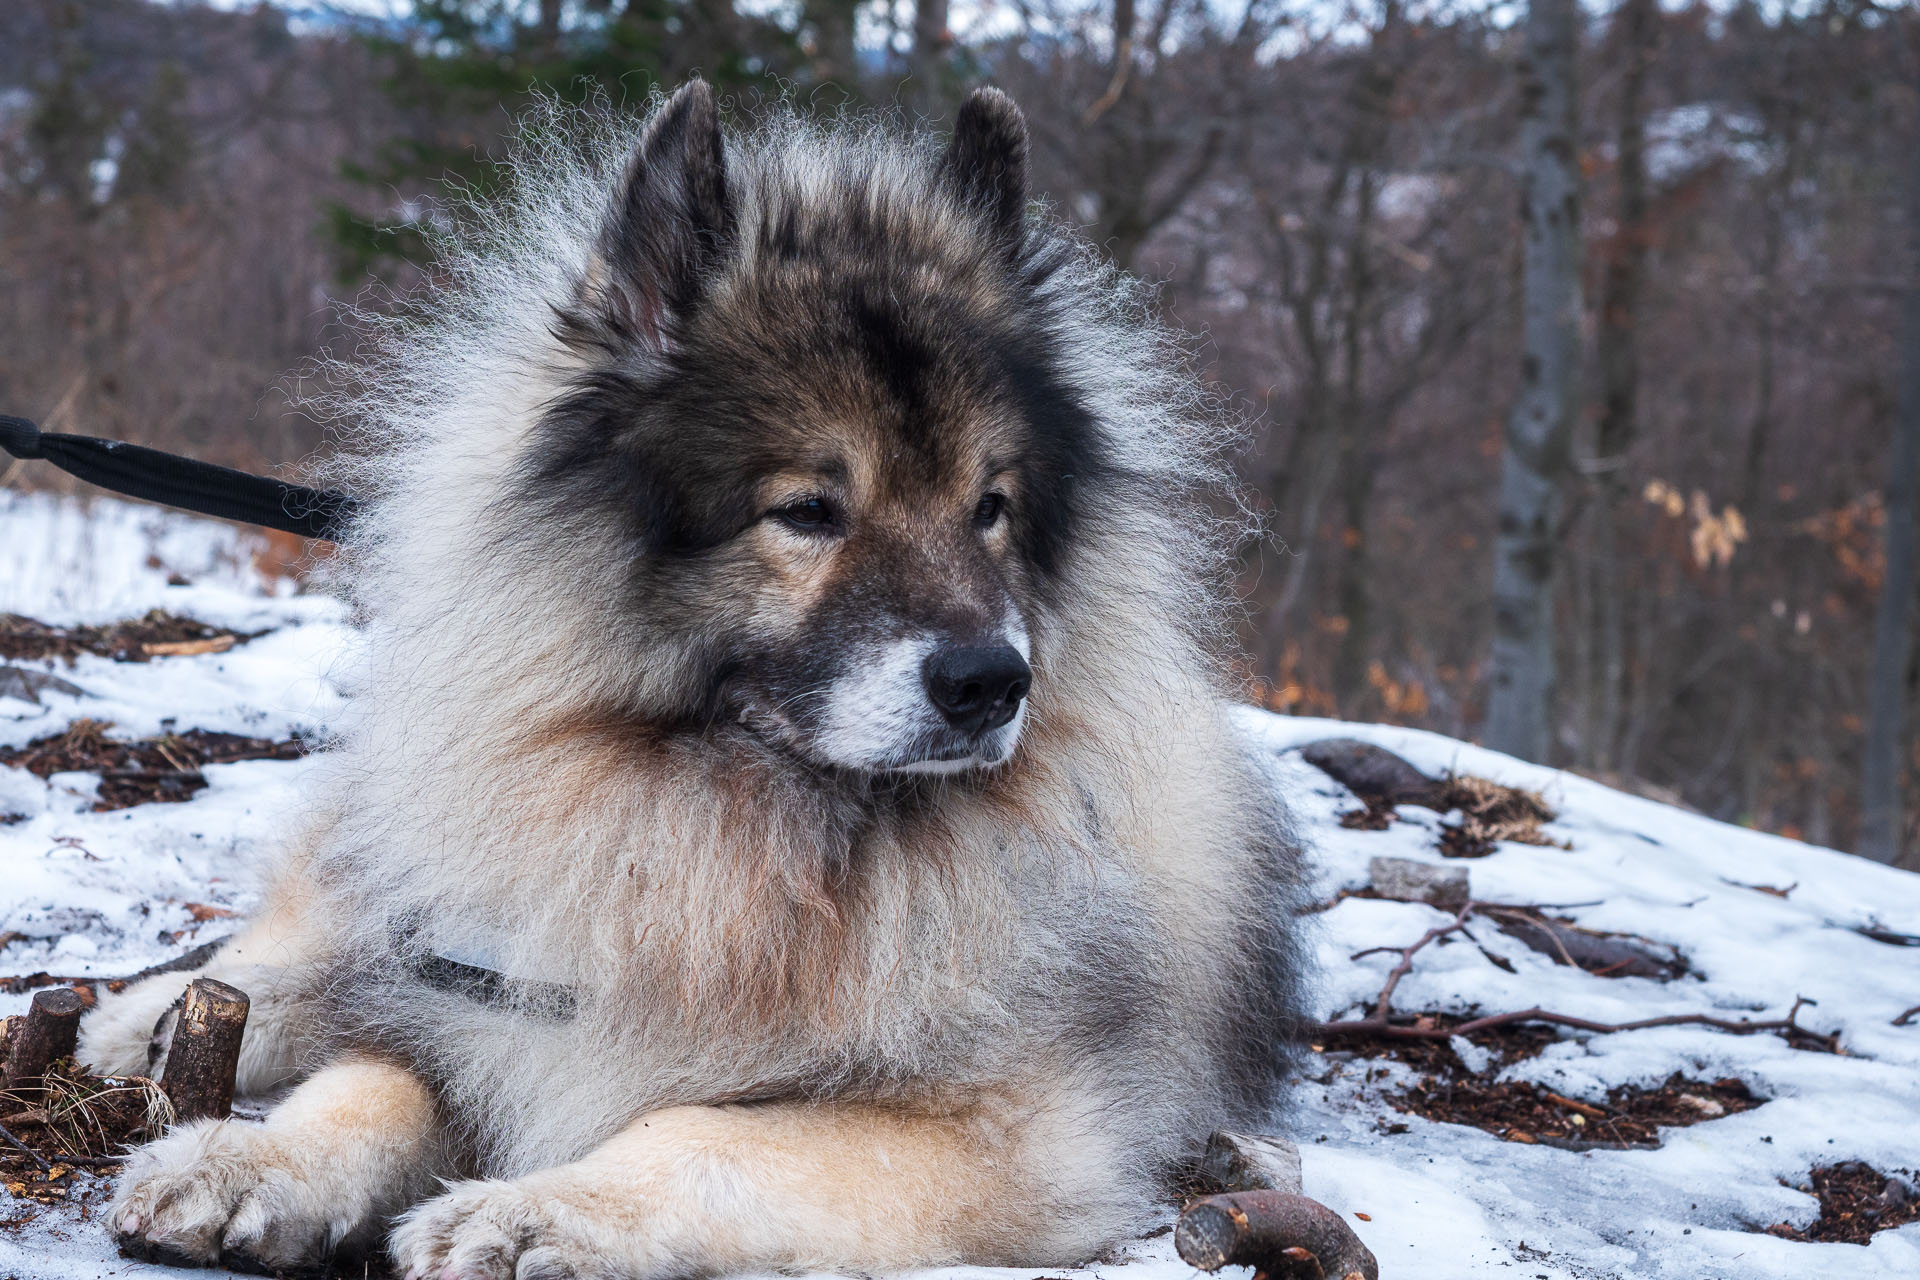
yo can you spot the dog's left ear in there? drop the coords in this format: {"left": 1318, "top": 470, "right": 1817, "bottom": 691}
{"left": 938, "top": 87, "right": 1029, "bottom": 258}
{"left": 585, "top": 78, "right": 735, "bottom": 348}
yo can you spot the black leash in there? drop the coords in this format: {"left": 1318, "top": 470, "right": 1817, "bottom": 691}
{"left": 1, "top": 414, "right": 359, "bottom": 542}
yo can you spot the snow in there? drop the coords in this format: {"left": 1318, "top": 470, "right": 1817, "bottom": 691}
{"left": 3, "top": 495, "right": 1919, "bottom": 1278}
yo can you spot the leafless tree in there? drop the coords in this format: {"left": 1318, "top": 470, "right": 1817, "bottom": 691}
{"left": 1860, "top": 12, "right": 1920, "bottom": 870}
{"left": 1485, "top": 0, "right": 1583, "bottom": 763}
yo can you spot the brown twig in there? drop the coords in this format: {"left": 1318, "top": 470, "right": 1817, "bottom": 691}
{"left": 1894, "top": 1004, "right": 1920, "bottom": 1027}
{"left": 41, "top": 1150, "right": 126, "bottom": 1168}
{"left": 1315, "top": 996, "right": 1825, "bottom": 1044}
{"left": 1080, "top": 38, "right": 1134, "bottom": 125}
{"left": 1368, "top": 902, "right": 1474, "bottom": 1022}
{"left": 0, "top": 935, "right": 231, "bottom": 996}
{"left": 1325, "top": 899, "right": 1817, "bottom": 1048}
{"left": 0, "top": 1120, "right": 51, "bottom": 1171}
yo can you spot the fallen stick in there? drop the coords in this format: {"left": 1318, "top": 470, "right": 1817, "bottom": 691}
{"left": 159, "top": 978, "right": 249, "bottom": 1123}
{"left": 1894, "top": 1003, "right": 1920, "bottom": 1027}
{"left": 1175, "top": 1190, "right": 1378, "bottom": 1280}
{"left": 4, "top": 986, "right": 85, "bottom": 1092}
{"left": 1313, "top": 995, "right": 1824, "bottom": 1045}
{"left": 1357, "top": 901, "right": 1474, "bottom": 1022}
{"left": 0, "top": 935, "right": 231, "bottom": 997}
{"left": 0, "top": 1120, "right": 52, "bottom": 1172}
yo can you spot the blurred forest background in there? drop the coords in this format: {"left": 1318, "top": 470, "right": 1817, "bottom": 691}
{"left": 2, "top": 0, "right": 1918, "bottom": 866}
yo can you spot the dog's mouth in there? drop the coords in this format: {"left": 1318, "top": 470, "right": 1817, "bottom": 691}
{"left": 873, "top": 706, "right": 1026, "bottom": 775}
{"left": 725, "top": 680, "right": 1024, "bottom": 776}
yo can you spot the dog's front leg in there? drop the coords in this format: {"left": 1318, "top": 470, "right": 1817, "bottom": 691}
{"left": 111, "top": 1055, "right": 447, "bottom": 1271}
{"left": 391, "top": 1096, "right": 1139, "bottom": 1280}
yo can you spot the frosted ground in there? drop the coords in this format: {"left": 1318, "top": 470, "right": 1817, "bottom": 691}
{"left": 2, "top": 491, "right": 1917, "bottom": 1279}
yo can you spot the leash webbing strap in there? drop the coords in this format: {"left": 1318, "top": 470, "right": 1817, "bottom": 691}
{"left": 1, "top": 415, "right": 359, "bottom": 542}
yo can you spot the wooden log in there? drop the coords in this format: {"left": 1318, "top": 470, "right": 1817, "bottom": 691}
{"left": 159, "top": 978, "right": 249, "bottom": 1123}
{"left": 1299, "top": 738, "right": 1445, "bottom": 809}
{"left": 1174, "top": 1191, "right": 1379, "bottom": 1280}
{"left": 4, "top": 986, "right": 85, "bottom": 1092}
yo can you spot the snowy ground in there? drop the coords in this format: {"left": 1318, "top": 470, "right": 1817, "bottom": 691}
{"left": 2, "top": 492, "right": 1918, "bottom": 1279}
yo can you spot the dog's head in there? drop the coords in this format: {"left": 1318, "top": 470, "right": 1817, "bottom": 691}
{"left": 526, "top": 82, "right": 1103, "bottom": 774}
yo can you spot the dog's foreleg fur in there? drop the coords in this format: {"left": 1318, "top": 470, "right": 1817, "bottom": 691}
{"left": 390, "top": 1093, "right": 1139, "bottom": 1280}
{"left": 77, "top": 847, "right": 325, "bottom": 1091}
{"left": 109, "top": 1055, "right": 445, "bottom": 1268}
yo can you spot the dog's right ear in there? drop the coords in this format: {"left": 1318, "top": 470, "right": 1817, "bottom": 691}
{"left": 938, "top": 87, "right": 1029, "bottom": 259}
{"left": 580, "top": 79, "right": 735, "bottom": 350}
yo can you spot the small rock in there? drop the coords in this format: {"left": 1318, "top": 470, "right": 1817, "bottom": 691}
{"left": 0, "top": 665, "right": 86, "bottom": 706}
{"left": 1368, "top": 856, "right": 1471, "bottom": 911}
{"left": 1199, "top": 1130, "right": 1303, "bottom": 1194}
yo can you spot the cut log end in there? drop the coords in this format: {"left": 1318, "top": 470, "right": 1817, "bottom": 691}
{"left": 1173, "top": 1200, "right": 1244, "bottom": 1272}
{"left": 4, "top": 985, "right": 86, "bottom": 1092}
{"left": 159, "top": 977, "right": 250, "bottom": 1123}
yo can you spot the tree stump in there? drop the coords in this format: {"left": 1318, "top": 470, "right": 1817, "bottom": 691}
{"left": 159, "top": 978, "right": 249, "bottom": 1123}
{"left": 4, "top": 986, "right": 85, "bottom": 1092}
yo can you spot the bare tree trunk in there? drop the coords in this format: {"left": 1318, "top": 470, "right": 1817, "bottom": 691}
{"left": 906, "top": 0, "right": 952, "bottom": 118}
{"left": 1329, "top": 16, "right": 1399, "bottom": 713}
{"left": 536, "top": 0, "right": 562, "bottom": 49}
{"left": 1583, "top": 0, "right": 1654, "bottom": 772}
{"left": 1485, "top": 0, "right": 1582, "bottom": 763}
{"left": 1859, "top": 63, "right": 1920, "bottom": 867}
{"left": 808, "top": 0, "right": 861, "bottom": 95}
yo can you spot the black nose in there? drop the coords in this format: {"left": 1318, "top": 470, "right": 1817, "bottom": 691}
{"left": 922, "top": 644, "right": 1031, "bottom": 733}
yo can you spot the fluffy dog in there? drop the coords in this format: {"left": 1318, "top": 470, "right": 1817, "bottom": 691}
{"left": 78, "top": 81, "right": 1309, "bottom": 1278}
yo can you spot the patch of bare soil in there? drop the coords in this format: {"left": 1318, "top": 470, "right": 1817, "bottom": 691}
{"left": 1387, "top": 1072, "right": 1762, "bottom": 1150}
{"left": 1323, "top": 1013, "right": 1562, "bottom": 1075}
{"left": 1765, "top": 1163, "right": 1920, "bottom": 1244}
{"left": 0, "top": 610, "right": 264, "bottom": 664}
{"left": 0, "top": 719, "right": 307, "bottom": 810}
{"left": 0, "top": 1025, "right": 165, "bottom": 1205}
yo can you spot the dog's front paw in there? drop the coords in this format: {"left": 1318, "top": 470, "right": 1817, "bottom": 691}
{"left": 391, "top": 1179, "right": 646, "bottom": 1280}
{"left": 110, "top": 1119, "right": 382, "bottom": 1272}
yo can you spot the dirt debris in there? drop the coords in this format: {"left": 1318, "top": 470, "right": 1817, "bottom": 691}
{"left": 1765, "top": 1163, "right": 1920, "bottom": 1245}
{"left": 1388, "top": 1072, "right": 1762, "bottom": 1150}
{"left": 0, "top": 610, "right": 264, "bottom": 665}
{"left": 1298, "top": 738, "right": 1566, "bottom": 856}
{"left": 0, "top": 1031, "right": 167, "bottom": 1204}
{"left": 1321, "top": 1013, "right": 1561, "bottom": 1075}
{"left": 1432, "top": 774, "right": 1564, "bottom": 858}
{"left": 0, "top": 719, "right": 307, "bottom": 810}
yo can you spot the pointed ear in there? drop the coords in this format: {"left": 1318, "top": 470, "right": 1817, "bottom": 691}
{"left": 938, "top": 87, "right": 1029, "bottom": 258}
{"left": 585, "top": 79, "right": 735, "bottom": 348}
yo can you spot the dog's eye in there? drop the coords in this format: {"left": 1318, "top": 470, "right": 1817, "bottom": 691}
{"left": 974, "top": 493, "right": 1006, "bottom": 528}
{"left": 773, "top": 497, "right": 837, "bottom": 532}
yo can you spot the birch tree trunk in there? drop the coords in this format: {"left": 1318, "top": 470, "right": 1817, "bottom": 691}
{"left": 1859, "top": 53, "right": 1920, "bottom": 868}
{"left": 1485, "top": 0, "right": 1582, "bottom": 763}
